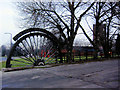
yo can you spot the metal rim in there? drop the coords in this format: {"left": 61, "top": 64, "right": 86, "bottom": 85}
{"left": 6, "top": 33, "right": 59, "bottom": 68}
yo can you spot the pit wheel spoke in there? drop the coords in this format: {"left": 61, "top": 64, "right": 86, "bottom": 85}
{"left": 6, "top": 33, "right": 58, "bottom": 68}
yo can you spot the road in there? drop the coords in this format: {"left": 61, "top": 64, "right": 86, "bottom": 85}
{"left": 1, "top": 59, "right": 119, "bottom": 89}
{"left": 0, "top": 57, "right": 7, "bottom": 62}
{"left": 0, "top": 57, "right": 20, "bottom": 62}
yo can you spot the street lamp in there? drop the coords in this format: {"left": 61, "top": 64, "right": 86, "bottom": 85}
{"left": 4, "top": 33, "right": 12, "bottom": 49}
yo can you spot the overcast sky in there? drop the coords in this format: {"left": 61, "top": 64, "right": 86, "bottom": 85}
{"left": 0, "top": 0, "right": 93, "bottom": 48}
{"left": 0, "top": 0, "right": 21, "bottom": 47}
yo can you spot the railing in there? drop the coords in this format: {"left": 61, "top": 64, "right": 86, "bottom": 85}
{"left": 61, "top": 50, "right": 120, "bottom": 63}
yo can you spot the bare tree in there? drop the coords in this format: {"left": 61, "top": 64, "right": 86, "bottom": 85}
{"left": 79, "top": 1, "right": 120, "bottom": 58}
{"left": 116, "top": 34, "right": 120, "bottom": 56}
{"left": 16, "top": 1, "right": 95, "bottom": 63}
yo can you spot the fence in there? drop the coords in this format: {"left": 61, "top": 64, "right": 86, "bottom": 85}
{"left": 61, "top": 50, "right": 120, "bottom": 63}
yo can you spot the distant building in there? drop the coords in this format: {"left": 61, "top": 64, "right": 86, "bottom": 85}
{"left": 61, "top": 46, "right": 94, "bottom": 56}
{"left": 73, "top": 46, "right": 94, "bottom": 52}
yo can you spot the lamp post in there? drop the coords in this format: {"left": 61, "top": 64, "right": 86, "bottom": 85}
{"left": 4, "top": 33, "right": 12, "bottom": 49}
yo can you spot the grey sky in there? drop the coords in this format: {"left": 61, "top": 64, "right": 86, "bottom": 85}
{"left": 0, "top": 0, "right": 93, "bottom": 47}
{"left": 0, "top": 0, "right": 21, "bottom": 47}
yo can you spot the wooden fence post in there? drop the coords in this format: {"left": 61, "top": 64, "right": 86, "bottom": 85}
{"left": 79, "top": 51, "right": 81, "bottom": 61}
{"left": 72, "top": 52, "right": 74, "bottom": 62}
{"left": 85, "top": 50, "right": 88, "bottom": 61}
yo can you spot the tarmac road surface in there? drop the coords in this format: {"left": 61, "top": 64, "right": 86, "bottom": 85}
{"left": 1, "top": 59, "right": 120, "bottom": 89}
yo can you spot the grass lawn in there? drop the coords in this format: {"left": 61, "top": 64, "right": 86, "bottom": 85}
{"left": 0, "top": 61, "right": 6, "bottom": 70}
{"left": 0, "top": 56, "right": 104, "bottom": 70}
{"left": 0, "top": 58, "right": 33, "bottom": 70}
{"left": 0, "top": 57, "right": 58, "bottom": 70}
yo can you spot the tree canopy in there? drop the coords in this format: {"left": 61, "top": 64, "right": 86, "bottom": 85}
{"left": 16, "top": 1, "right": 120, "bottom": 61}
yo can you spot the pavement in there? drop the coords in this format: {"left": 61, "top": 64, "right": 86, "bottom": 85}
{"left": 1, "top": 59, "right": 120, "bottom": 89}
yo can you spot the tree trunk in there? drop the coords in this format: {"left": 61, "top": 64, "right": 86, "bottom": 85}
{"left": 103, "top": 18, "right": 112, "bottom": 58}
{"left": 103, "top": 45, "right": 110, "bottom": 58}
{"left": 59, "top": 51, "right": 63, "bottom": 63}
{"left": 93, "top": 45, "right": 98, "bottom": 59}
{"left": 66, "top": 46, "right": 73, "bottom": 63}
{"left": 66, "top": 1, "right": 74, "bottom": 63}
{"left": 58, "top": 44, "right": 63, "bottom": 63}
{"left": 66, "top": 39, "right": 73, "bottom": 63}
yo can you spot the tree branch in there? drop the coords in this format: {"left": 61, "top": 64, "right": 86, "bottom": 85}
{"left": 74, "top": 2, "right": 95, "bottom": 35}
{"left": 74, "top": 2, "right": 81, "bottom": 10}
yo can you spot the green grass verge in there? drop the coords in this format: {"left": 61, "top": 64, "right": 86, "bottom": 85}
{"left": 0, "top": 61, "right": 6, "bottom": 70}
{"left": 0, "top": 55, "right": 114, "bottom": 70}
{"left": 0, "top": 56, "right": 94, "bottom": 70}
{"left": 0, "top": 57, "right": 58, "bottom": 70}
